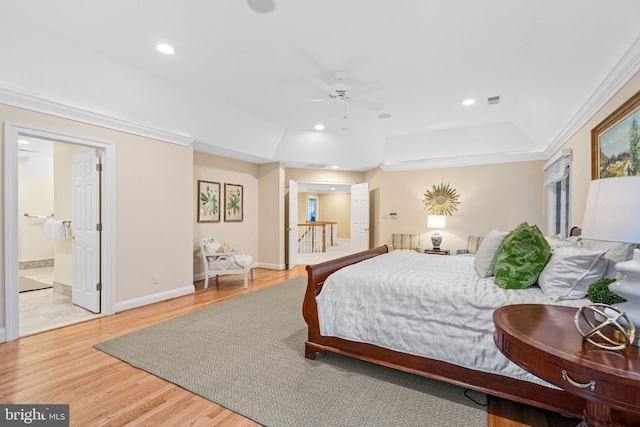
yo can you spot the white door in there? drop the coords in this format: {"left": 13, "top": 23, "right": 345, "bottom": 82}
{"left": 287, "top": 179, "right": 298, "bottom": 270}
{"left": 351, "top": 183, "right": 370, "bottom": 252}
{"left": 72, "top": 150, "right": 101, "bottom": 313}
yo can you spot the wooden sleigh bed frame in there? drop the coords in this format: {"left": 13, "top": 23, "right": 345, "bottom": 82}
{"left": 302, "top": 245, "right": 586, "bottom": 419}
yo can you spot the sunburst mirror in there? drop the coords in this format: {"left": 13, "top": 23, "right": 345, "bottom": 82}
{"left": 423, "top": 181, "right": 460, "bottom": 215}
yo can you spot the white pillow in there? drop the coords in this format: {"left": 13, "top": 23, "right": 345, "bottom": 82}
{"left": 474, "top": 228, "right": 508, "bottom": 278}
{"left": 578, "top": 238, "right": 636, "bottom": 278}
{"left": 204, "top": 240, "right": 221, "bottom": 255}
{"left": 545, "top": 234, "right": 579, "bottom": 250}
{"left": 538, "top": 246, "right": 608, "bottom": 301}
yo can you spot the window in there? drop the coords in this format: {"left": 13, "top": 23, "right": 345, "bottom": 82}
{"left": 544, "top": 150, "right": 572, "bottom": 237}
{"left": 307, "top": 196, "right": 318, "bottom": 222}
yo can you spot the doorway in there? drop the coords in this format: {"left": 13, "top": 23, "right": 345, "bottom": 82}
{"left": 4, "top": 123, "right": 116, "bottom": 341}
{"left": 292, "top": 182, "right": 358, "bottom": 266}
{"left": 17, "top": 137, "right": 102, "bottom": 335}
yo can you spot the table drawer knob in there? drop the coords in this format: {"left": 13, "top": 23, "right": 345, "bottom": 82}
{"left": 562, "top": 370, "right": 596, "bottom": 391}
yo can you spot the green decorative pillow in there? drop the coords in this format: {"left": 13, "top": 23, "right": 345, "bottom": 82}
{"left": 493, "top": 222, "right": 551, "bottom": 289}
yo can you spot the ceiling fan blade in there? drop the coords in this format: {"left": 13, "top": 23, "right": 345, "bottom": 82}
{"left": 350, "top": 97, "right": 384, "bottom": 112}
{"left": 310, "top": 78, "right": 335, "bottom": 95}
{"left": 348, "top": 80, "right": 384, "bottom": 98}
{"left": 302, "top": 98, "right": 328, "bottom": 103}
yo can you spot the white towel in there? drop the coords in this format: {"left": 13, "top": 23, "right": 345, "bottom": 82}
{"left": 43, "top": 220, "right": 67, "bottom": 240}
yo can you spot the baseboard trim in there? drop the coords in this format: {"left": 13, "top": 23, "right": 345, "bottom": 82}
{"left": 192, "top": 262, "right": 287, "bottom": 283}
{"left": 0, "top": 328, "right": 5, "bottom": 342}
{"left": 115, "top": 285, "right": 195, "bottom": 313}
{"left": 256, "top": 262, "right": 286, "bottom": 270}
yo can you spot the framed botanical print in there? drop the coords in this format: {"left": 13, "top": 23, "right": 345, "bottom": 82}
{"left": 197, "top": 180, "right": 220, "bottom": 222}
{"left": 224, "top": 183, "right": 243, "bottom": 222}
{"left": 592, "top": 89, "right": 640, "bottom": 179}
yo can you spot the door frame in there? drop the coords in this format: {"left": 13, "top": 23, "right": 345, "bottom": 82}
{"left": 4, "top": 122, "right": 115, "bottom": 341}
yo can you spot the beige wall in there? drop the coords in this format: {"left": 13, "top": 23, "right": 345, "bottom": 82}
{"left": 257, "top": 162, "right": 285, "bottom": 269}
{"left": 552, "top": 72, "right": 640, "bottom": 228}
{"left": 193, "top": 152, "right": 261, "bottom": 274}
{"left": 365, "top": 168, "right": 383, "bottom": 248}
{"left": 377, "top": 161, "right": 546, "bottom": 253}
{"left": 18, "top": 156, "right": 54, "bottom": 263}
{"left": 318, "top": 193, "right": 351, "bottom": 238}
{"left": 1, "top": 104, "right": 194, "bottom": 330}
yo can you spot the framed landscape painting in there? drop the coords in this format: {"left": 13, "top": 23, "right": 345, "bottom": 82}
{"left": 197, "top": 180, "right": 220, "bottom": 222}
{"left": 592, "top": 89, "right": 640, "bottom": 179}
{"left": 224, "top": 183, "right": 243, "bottom": 222}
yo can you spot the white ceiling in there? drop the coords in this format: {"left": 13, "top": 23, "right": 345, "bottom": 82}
{"left": 2, "top": 1, "right": 640, "bottom": 172}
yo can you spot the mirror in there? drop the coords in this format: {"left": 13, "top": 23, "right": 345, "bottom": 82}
{"left": 423, "top": 181, "right": 460, "bottom": 215}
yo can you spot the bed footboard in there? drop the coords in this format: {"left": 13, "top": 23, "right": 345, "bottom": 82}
{"left": 303, "top": 245, "right": 389, "bottom": 359}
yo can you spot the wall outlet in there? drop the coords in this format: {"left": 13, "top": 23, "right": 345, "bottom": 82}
{"left": 152, "top": 274, "right": 159, "bottom": 284}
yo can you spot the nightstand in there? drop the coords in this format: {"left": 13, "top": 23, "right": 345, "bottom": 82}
{"left": 494, "top": 304, "right": 640, "bottom": 427}
{"left": 423, "top": 249, "right": 450, "bottom": 255}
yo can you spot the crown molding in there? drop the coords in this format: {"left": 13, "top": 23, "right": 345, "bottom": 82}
{"left": 0, "top": 85, "right": 194, "bottom": 146}
{"left": 545, "top": 35, "right": 640, "bottom": 156}
{"left": 379, "top": 150, "right": 547, "bottom": 172}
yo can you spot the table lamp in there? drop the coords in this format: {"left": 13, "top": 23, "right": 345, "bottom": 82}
{"left": 427, "top": 214, "right": 447, "bottom": 250}
{"left": 581, "top": 176, "right": 640, "bottom": 332}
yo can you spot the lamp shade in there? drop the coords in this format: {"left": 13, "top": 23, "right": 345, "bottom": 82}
{"left": 582, "top": 176, "right": 640, "bottom": 244}
{"left": 427, "top": 214, "right": 447, "bottom": 229}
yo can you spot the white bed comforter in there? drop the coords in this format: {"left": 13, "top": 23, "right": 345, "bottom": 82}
{"left": 316, "top": 251, "right": 589, "bottom": 388}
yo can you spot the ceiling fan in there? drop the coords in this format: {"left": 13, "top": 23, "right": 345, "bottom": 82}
{"left": 309, "top": 71, "right": 385, "bottom": 117}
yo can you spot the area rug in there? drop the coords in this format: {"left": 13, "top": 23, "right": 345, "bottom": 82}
{"left": 94, "top": 277, "right": 487, "bottom": 427}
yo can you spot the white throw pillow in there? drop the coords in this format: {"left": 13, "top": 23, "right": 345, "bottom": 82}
{"left": 578, "top": 238, "right": 636, "bottom": 278}
{"left": 204, "top": 240, "right": 221, "bottom": 255}
{"left": 538, "top": 246, "right": 608, "bottom": 301}
{"left": 545, "top": 234, "right": 579, "bottom": 250}
{"left": 473, "top": 228, "right": 508, "bottom": 278}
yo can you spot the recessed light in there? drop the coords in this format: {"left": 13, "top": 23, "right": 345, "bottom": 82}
{"left": 157, "top": 44, "right": 175, "bottom": 55}
{"left": 247, "top": 0, "right": 277, "bottom": 13}
{"left": 378, "top": 113, "right": 391, "bottom": 119}
{"left": 314, "top": 124, "right": 324, "bottom": 131}
{"left": 330, "top": 165, "right": 339, "bottom": 169}
{"left": 462, "top": 99, "right": 475, "bottom": 106}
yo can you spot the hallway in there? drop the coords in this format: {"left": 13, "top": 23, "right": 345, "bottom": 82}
{"left": 296, "top": 238, "right": 357, "bottom": 265}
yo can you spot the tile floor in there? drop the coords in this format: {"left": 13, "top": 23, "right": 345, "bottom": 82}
{"left": 19, "top": 267, "right": 102, "bottom": 336}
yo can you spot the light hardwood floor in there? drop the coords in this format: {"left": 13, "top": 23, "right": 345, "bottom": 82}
{"left": 0, "top": 266, "right": 580, "bottom": 426}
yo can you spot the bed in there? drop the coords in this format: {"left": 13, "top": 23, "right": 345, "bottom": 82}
{"left": 302, "top": 232, "right": 632, "bottom": 419}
